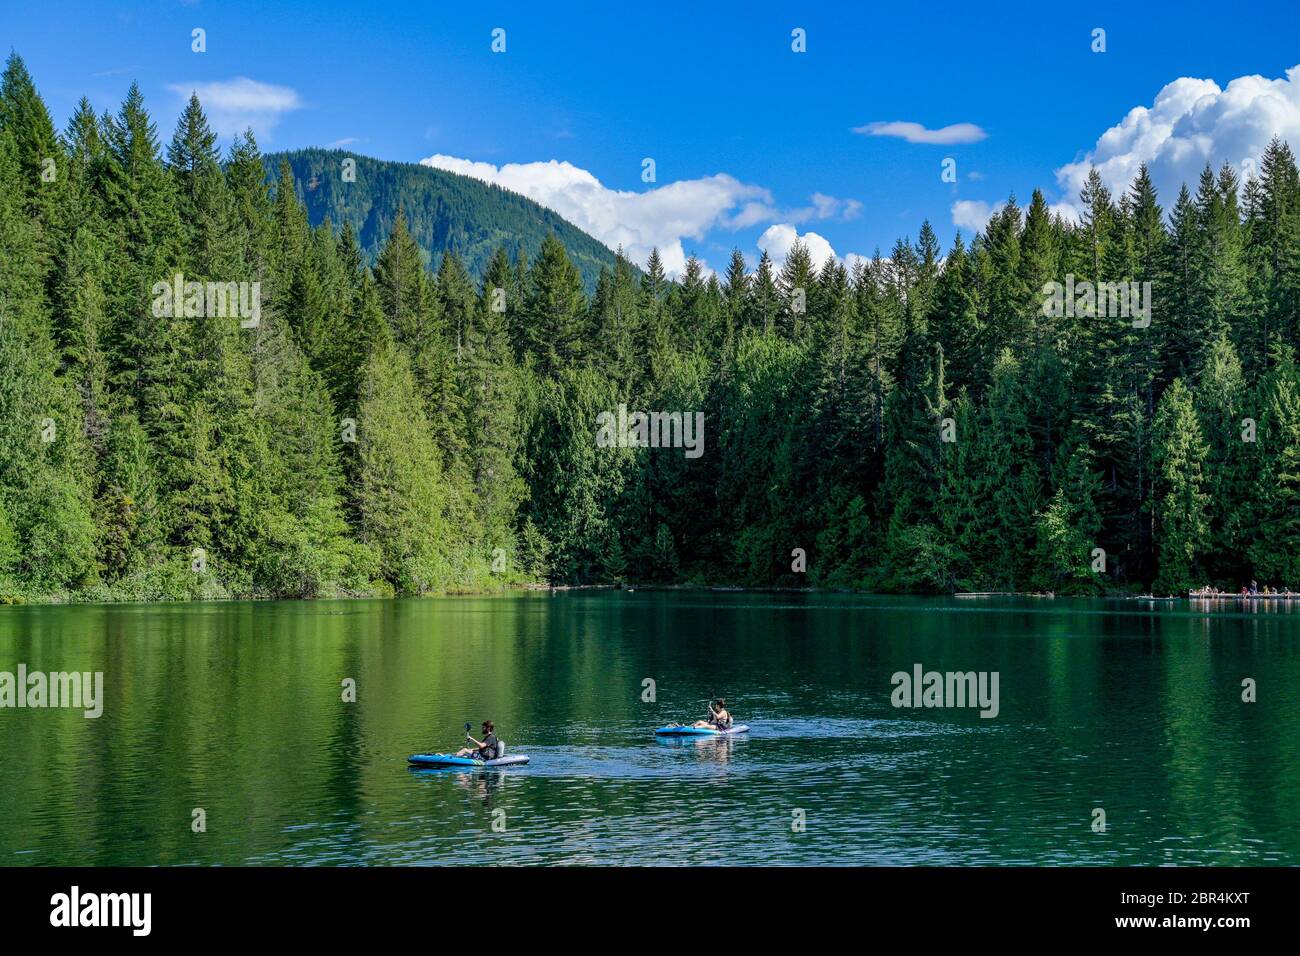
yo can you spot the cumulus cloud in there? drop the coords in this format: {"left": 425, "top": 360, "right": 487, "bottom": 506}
{"left": 950, "top": 196, "right": 1083, "bottom": 233}
{"left": 771, "top": 193, "right": 861, "bottom": 223}
{"left": 727, "top": 200, "right": 780, "bottom": 229}
{"left": 951, "top": 199, "right": 999, "bottom": 233}
{"left": 843, "top": 252, "right": 874, "bottom": 273}
{"left": 755, "top": 225, "right": 883, "bottom": 276}
{"left": 757, "top": 224, "right": 838, "bottom": 270}
{"left": 729, "top": 191, "right": 862, "bottom": 228}
{"left": 168, "top": 77, "right": 302, "bottom": 139}
{"left": 421, "top": 154, "right": 861, "bottom": 278}
{"left": 1046, "top": 201, "right": 1083, "bottom": 225}
{"left": 1055, "top": 65, "right": 1300, "bottom": 205}
{"left": 854, "top": 120, "right": 988, "bottom": 145}
{"left": 422, "top": 154, "right": 767, "bottom": 277}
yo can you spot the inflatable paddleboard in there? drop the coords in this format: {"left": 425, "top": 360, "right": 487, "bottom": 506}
{"left": 654, "top": 724, "right": 749, "bottom": 737}
{"left": 408, "top": 753, "right": 530, "bottom": 768}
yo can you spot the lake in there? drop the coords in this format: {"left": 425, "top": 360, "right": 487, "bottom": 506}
{"left": 1, "top": 592, "right": 1297, "bottom": 865}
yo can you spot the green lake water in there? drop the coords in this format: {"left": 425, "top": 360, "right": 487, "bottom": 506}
{"left": 0, "top": 592, "right": 1297, "bottom": 865}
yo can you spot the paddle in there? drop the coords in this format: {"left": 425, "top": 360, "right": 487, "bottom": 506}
{"left": 465, "top": 721, "right": 498, "bottom": 761}
{"left": 692, "top": 698, "right": 725, "bottom": 726}
{"left": 701, "top": 697, "right": 735, "bottom": 728}
{"left": 440, "top": 721, "right": 472, "bottom": 757}
{"left": 667, "top": 699, "right": 731, "bottom": 729}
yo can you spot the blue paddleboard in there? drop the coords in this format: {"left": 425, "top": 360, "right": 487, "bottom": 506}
{"left": 408, "top": 753, "right": 530, "bottom": 768}
{"left": 654, "top": 724, "right": 749, "bottom": 737}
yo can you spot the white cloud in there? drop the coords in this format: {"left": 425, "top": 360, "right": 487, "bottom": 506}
{"left": 729, "top": 191, "right": 862, "bottom": 227}
{"left": 728, "top": 200, "right": 779, "bottom": 229}
{"left": 758, "top": 224, "right": 837, "bottom": 270}
{"left": 167, "top": 77, "right": 302, "bottom": 139}
{"left": 749, "top": 229, "right": 883, "bottom": 277}
{"left": 1047, "top": 201, "right": 1083, "bottom": 225}
{"left": 854, "top": 120, "right": 988, "bottom": 145}
{"left": 422, "top": 154, "right": 768, "bottom": 277}
{"left": 326, "top": 137, "right": 359, "bottom": 148}
{"left": 950, "top": 197, "right": 1082, "bottom": 233}
{"left": 1055, "top": 65, "right": 1300, "bottom": 205}
{"left": 844, "top": 252, "right": 875, "bottom": 273}
{"left": 420, "top": 153, "right": 860, "bottom": 278}
{"left": 951, "top": 199, "right": 999, "bottom": 233}
{"left": 798, "top": 192, "right": 863, "bottom": 222}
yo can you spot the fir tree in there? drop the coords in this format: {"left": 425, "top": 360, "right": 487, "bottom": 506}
{"left": 1151, "top": 379, "right": 1210, "bottom": 594}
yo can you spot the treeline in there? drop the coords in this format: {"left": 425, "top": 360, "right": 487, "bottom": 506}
{"left": 2, "top": 54, "right": 1300, "bottom": 602}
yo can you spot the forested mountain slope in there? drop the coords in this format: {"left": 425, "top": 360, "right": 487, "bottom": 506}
{"left": 264, "top": 148, "right": 620, "bottom": 288}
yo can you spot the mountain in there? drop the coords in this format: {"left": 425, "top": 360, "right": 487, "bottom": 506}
{"left": 263, "top": 148, "right": 620, "bottom": 288}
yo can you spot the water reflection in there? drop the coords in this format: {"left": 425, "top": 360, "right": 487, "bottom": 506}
{"left": 409, "top": 766, "right": 521, "bottom": 807}
{"left": 0, "top": 593, "right": 1296, "bottom": 865}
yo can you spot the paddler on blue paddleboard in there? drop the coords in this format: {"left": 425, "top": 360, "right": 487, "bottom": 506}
{"left": 454, "top": 720, "right": 500, "bottom": 760}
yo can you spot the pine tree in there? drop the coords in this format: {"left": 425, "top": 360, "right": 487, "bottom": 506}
{"left": 929, "top": 234, "right": 980, "bottom": 395}
{"left": 1194, "top": 334, "right": 1254, "bottom": 584}
{"left": 355, "top": 338, "right": 451, "bottom": 593}
{"left": 1151, "top": 378, "right": 1210, "bottom": 594}
{"left": 166, "top": 93, "right": 229, "bottom": 270}
{"left": 435, "top": 248, "right": 476, "bottom": 360}
{"left": 1185, "top": 164, "right": 1249, "bottom": 369}
{"left": 1032, "top": 446, "right": 1105, "bottom": 594}
{"left": 1249, "top": 138, "right": 1300, "bottom": 364}
{"left": 0, "top": 129, "right": 97, "bottom": 591}
{"left": 587, "top": 248, "right": 642, "bottom": 392}
{"left": 462, "top": 256, "right": 527, "bottom": 561}
{"left": 977, "top": 196, "right": 1030, "bottom": 367}
{"left": 720, "top": 247, "right": 749, "bottom": 345}
{"left": 522, "top": 233, "right": 587, "bottom": 376}
{"left": 980, "top": 349, "right": 1042, "bottom": 587}
{"left": 0, "top": 53, "right": 62, "bottom": 238}
{"left": 225, "top": 130, "right": 274, "bottom": 273}
{"left": 599, "top": 531, "right": 628, "bottom": 584}
{"left": 99, "top": 81, "right": 185, "bottom": 486}
{"left": 1248, "top": 347, "right": 1300, "bottom": 586}
{"left": 747, "top": 251, "right": 779, "bottom": 335}
{"left": 1164, "top": 184, "right": 1200, "bottom": 384}
{"left": 879, "top": 315, "right": 948, "bottom": 587}
{"left": 776, "top": 238, "right": 815, "bottom": 339}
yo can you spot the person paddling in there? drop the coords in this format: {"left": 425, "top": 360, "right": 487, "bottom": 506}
{"left": 691, "top": 698, "right": 732, "bottom": 730}
{"left": 455, "top": 720, "right": 499, "bottom": 760}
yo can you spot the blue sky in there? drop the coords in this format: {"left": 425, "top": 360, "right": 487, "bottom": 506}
{"left": 6, "top": 0, "right": 1300, "bottom": 275}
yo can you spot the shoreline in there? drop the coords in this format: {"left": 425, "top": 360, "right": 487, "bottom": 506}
{"left": 4, "top": 580, "right": 1280, "bottom": 608}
